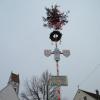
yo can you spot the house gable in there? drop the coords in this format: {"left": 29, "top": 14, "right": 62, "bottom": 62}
{"left": 0, "top": 84, "right": 19, "bottom": 100}
{"left": 74, "top": 89, "right": 96, "bottom": 100}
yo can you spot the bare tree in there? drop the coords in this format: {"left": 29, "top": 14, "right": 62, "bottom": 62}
{"left": 21, "top": 71, "right": 57, "bottom": 100}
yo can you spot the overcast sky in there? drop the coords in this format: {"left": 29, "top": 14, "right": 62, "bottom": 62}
{"left": 0, "top": 0, "right": 100, "bottom": 100}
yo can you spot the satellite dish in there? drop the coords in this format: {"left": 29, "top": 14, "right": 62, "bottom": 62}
{"left": 62, "top": 50, "right": 70, "bottom": 57}
{"left": 44, "top": 50, "right": 52, "bottom": 57}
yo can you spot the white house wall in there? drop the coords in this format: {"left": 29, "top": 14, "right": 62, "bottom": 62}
{"left": 0, "top": 85, "right": 19, "bottom": 100}
{"left": 74, "top": 90, "right": 96, "bottom": 100}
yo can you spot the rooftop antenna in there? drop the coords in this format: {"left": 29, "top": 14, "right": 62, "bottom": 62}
{"left": 78, "top": 85, "right": 80, "bottom": 89}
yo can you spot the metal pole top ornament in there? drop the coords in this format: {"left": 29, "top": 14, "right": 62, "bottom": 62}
{"left": 43, "top": 5, "right": 69, "bottom": 43}
{"left": 43, "top": 5, "right": 69, "bottom": 30}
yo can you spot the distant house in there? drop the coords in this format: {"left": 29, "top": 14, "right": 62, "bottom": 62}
{"left": 74, "top": 89, "right": 100, "bottom": 100}
{"left": 0, "top": 72, "right": 20, "bottom": 100}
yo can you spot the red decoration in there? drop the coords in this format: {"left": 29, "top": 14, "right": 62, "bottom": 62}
{"left": 43, "top": 5, "right": 69, "bottom": 30}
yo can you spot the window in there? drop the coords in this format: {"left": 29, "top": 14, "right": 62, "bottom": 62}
{"left": 84, "top": 96, "right": 87, "bottom": 100}
{"left": 14, "top": 88, "right": 16, "bottom": 92}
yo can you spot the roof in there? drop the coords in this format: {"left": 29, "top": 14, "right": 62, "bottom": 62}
{"left": 81, "top": 89, "right": 100, "bottom": 99}
{"left": 10, "top": 73, "right": 19, "bottom": 83}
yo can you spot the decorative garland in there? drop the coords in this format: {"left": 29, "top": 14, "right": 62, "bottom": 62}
{"left": 49, "top": 31, "right": 62, "bottom": 42}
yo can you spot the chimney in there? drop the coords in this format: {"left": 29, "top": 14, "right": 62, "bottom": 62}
{"left": 96, "top": 90, "right": 99, "bottom": 100}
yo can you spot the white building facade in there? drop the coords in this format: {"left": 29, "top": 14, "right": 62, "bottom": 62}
{"left": 74, "top": 89, "right": 100, "bottom": 100}
{"left": 0, "top": 73, "right": 20, "bottom": 100}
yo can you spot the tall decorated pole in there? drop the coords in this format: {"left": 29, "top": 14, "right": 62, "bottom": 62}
{"left": 43, "top": 5, "right": 70, "bottom": 100}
